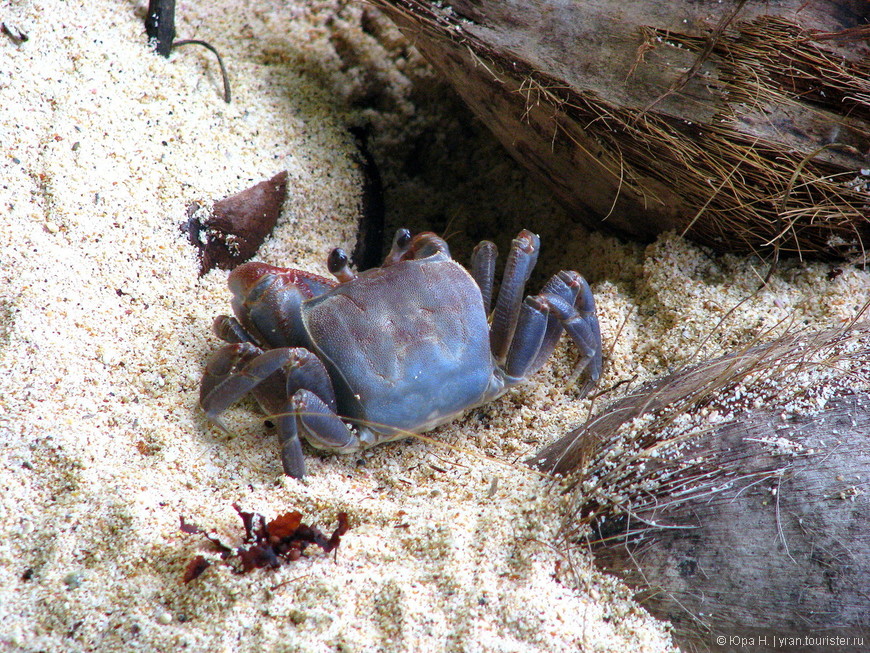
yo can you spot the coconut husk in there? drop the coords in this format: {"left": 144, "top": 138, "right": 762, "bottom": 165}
{"left": 531, "top": 321, "right": 870, "bottom": 650}
{"left": 370, "top": 0, "right": 870, "bottom": 261}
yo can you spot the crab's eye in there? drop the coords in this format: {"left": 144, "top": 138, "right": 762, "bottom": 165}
{"left": 410, "top": 234, "right": 449, "bottom": 259}
{"left": 327, "top": 247, "right": 356, "bottom": 282}
{"left": 382, "top": 228, "right": 415, "bottom": 267}
{"left": 394, "top": 228, "right": 412, "bottom": 249}
{"left": 327, "top": 248, "right": 349, "bottom": 275}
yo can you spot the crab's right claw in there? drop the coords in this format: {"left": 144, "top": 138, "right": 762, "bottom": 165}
{"left": 227, "top": 262, "right": 336, "bottom": 349}
{"left": 281, "top": 390, "right": 366, "bottom": 479}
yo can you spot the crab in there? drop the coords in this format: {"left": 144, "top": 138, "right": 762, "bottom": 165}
{"left": 200, "top": 228, "right": 602, "bottom": 478}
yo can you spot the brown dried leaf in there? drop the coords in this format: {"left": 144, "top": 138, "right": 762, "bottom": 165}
{"left": 233, "top": 503, "right": 257, "bottom": 542}
{"left": 326, "top": 512, "right": 350, "bottom": 553}
{"left": 238, "top": 544, "right": 280, "bottom": 572}
{"left": 182, "top": 171, "right": 288, "bottom": 276}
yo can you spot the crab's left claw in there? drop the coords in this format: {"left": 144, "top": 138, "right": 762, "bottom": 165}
{"left": 557, "top": 277, "right": 602, "bottom": 396}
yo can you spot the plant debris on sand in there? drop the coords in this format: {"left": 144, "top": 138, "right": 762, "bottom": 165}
{"left": 180, "top": 504, "right": 349, "bottom": 582}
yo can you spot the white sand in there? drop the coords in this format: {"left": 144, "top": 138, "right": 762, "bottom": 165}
{"left": 1, "top": 1, "right": 868, "bottom": 651}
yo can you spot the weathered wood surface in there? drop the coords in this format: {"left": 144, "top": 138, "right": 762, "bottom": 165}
{"left": 532, "top": 325, "right": 870, "bottom": 650}
{"left": 592, "top": 396, "right": 870, "bottom": 651}
{"left": 372, "top": 1, "right": 870, "bottom": 259}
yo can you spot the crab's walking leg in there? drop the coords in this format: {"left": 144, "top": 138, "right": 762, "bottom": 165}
{"left": 548, "top": 288, "right": 602, "bottom": 394}
{"left": 279, "top": 390, "right": 371, "bottom": 478}
{"left": 199, "top": 344, "right": 341, "bottom": 477}
{"left": 291, "top": 391, "right": 364, "bottom": 452}
{"left": 470, "top": 240, "right": 497, "bottom": 315}
{"left": 200, "top": 342, "right": 267, "bottom": 427}
{"left": 531, "top": 271, "right": 595, "bottom": 373}
{"left": 490, "top": 230, "right": 540, "bottom": 364}
{"left": 503, "top": 297, "right": 549, "bottom": 380}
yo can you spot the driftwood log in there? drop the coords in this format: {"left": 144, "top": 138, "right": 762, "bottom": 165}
{"left": 371, "top": 1, "right": 870, "bottom": 261}
{"left": 532, "top": 324, "right": 870, "bottom": 651}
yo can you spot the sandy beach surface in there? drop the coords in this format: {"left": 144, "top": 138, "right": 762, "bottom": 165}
{"left": 2, "top": 1, "right": 868, "bottom": 651}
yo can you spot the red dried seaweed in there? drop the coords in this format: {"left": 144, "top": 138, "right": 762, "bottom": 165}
{"left": 266, "top": 511, "right": 304, "bottom": 540}
{"left": 180, "top": 505, "right": 350, "bottom": 582}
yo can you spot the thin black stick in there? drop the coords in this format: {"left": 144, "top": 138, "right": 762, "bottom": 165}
{"left": 349, "top": 126, "right": 386, "bottom": 271}
{"left": 173, "top": 39, "right": 232, "bottom": 104}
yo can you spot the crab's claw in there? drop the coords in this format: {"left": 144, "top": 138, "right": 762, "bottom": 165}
{"left": 225, "top": 262, "right": 336, "bottom": 350}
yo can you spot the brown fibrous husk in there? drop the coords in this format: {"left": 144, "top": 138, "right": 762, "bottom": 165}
{"left": 371, "top": 1, "right": 870, "bottom": 261}
{"left": 531, "top": 318, "right": 870, "bottom": 650}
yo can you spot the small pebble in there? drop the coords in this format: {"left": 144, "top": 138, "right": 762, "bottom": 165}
{"left": 288, "top": 609, "right": 306, "bottom": 625}
{"left": 44, "top": 221, "right": 60, "bottom": 234}
{"left": 156, "top": 611, "right": 173, "bottom": 625}
{"left": 63, "top": 572, "right": 84, "bottom": 589}
{"left": 99, "top": 345, "right": 119, "bottom": 366}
